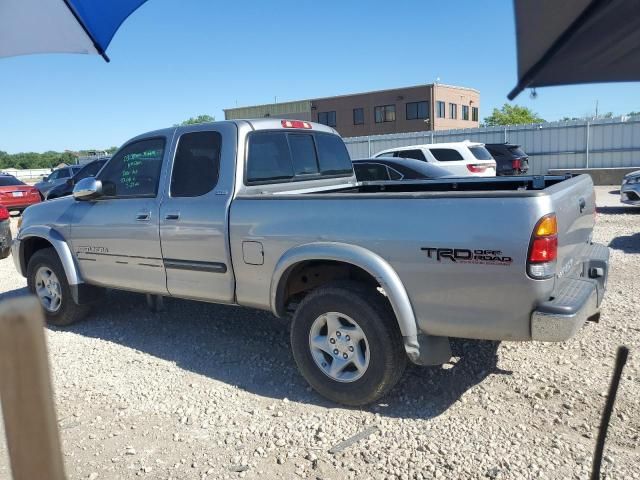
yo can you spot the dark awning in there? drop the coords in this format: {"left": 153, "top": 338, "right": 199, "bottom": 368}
{"left": 508, "top": 0, "right": 640, "bottom": 99}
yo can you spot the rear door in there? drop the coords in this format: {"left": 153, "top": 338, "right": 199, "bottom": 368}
{"left": 159, "top": 124, "right": 236, "bottom": 303}
{"left": 70, "top": 137, "right": 168, "bottom": 293}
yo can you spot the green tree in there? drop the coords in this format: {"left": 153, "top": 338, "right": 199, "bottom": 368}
{"left": 627, "top": 111, "right": 640, "bottom": 116}
{"left": 175, "top": 114, "right": 215, "bottom": 126}
{"left": 484, "top": 104, "right": 545, "bottom": 126}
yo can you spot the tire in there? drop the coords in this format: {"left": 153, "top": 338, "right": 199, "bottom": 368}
{"left": 27, "top": 247, "right": 90, "bottom": 326}
{"left": 290, "top": 281, "right": 407, "bottom": 406}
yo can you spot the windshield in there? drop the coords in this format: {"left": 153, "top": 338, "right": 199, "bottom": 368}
{"left": 0, "top": 176, "right": 25, "bottom": 187}
{"left": 469, "top": 146, "right": 494, "bottom": 160}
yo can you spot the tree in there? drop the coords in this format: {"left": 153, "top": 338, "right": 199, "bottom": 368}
{"left": 175, "top": 114, "right": 215, "bottom": 126}
{"left": 627, "top": 111, "right": 640, "bottom": 117}
{"left": 483, "top": 104, "right": 545, "bottom": 126}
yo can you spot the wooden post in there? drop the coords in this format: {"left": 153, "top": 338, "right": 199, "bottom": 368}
{"left": 0, "top": 296, "right": 66, "bottom": 480}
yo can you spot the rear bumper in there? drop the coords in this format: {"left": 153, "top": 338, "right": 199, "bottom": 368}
{"left": 0, "top": 221, "right": 11, "bottom": 255}
{"left": 0, "top": 200, "right": 40, "bottom": 210}
{"left": 531, "top": 243, "right": 609, "bottom": 342}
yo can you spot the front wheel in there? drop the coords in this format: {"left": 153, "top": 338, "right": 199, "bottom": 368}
{"left": 27, "top": 247, "right": 90, "bottom": 326}
{"left": 290, "top": 282, "right": 407, "bottom": 406}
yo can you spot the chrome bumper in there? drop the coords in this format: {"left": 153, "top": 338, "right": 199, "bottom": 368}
{"left": 531, "top": 243, "right": 609, "bottom": 342}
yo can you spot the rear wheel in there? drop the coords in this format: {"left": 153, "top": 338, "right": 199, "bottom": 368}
{"left": 290, "top": 281, "right": 406, "bottom": 406}
{"left": 27, "top": 248, "right": 90, "bottom": 326}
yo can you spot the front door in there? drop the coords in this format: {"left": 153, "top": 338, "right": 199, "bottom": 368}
{"left": 159, "top": 124, "right": 236, "bottom": 303}
{"left": 70, "top": 137, "right": 168, "bottom": 294}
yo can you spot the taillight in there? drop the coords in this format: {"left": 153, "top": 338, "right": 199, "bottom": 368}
{"left": 467, "top": 164, "right": 487, "bottom": 173}
{"left": 281, "top": 120, "right": 312, "bottom": 129}
{"left": 528, "top": 214, "right": 558, "bottom": 279}
{"left": 512, "top": 158, "right": 521, "bottom": 171}
{"left": 0, "top": 206, "right": 9, "bottom": 221}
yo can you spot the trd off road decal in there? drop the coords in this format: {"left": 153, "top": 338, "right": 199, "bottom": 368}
{"left": 421, "top": 247, "right": 512, "bottom": 265}
{"left": 77, "top": 246, "right": 109, "bottom": 254}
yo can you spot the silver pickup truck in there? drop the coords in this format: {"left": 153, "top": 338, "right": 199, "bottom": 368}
{"left": 12, "top": 119, "right": 609, "bottom": 405}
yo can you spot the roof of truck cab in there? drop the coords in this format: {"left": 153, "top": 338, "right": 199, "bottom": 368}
{"left": 124, "top": 119, "right": 339, "bottom": 145}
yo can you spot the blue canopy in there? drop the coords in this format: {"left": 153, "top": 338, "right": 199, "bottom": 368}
{"left": 0, "top": 0, "right": 149, "bottom": 62}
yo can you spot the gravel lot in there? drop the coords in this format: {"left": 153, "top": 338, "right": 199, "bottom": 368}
{"left": 0, "top": 186, "right": 638, "bottom": 479}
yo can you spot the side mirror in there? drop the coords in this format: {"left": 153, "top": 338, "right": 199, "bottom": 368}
{"left": 73, "top": 177, "right": 103, "bottom": 201}
{"left": 66, "top": 178, "right": 73, "bottom": 187}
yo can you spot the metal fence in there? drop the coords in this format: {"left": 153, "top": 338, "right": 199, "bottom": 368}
{"left": 1, "top": 168, "right": 52, "bottom": 180}
{"left": 343, "top": 116, "right": 640, "bottom": 175}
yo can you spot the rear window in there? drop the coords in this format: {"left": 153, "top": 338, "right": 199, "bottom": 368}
{"left": 0, "top": 176, "right": 25, "bottom": 187}
{"left": 508, "top": 146, "right": 527, "bottom": 157}
{"left": 429, "top": 148, "right": 464, "bottom": 161}
{"left": 288, "top": 134, "right": 319, "bottom": 175}
{"left": 315, "top": 134, "right": 352, "bottom": 175}
{"left": 354, "top": 163, "right": 390, "bottom": 181}
{"left": 246, "top": 132, "right": 352, "bottom": 184}
{"left": 469, "top": 146, "right": 494, "bottom": 160}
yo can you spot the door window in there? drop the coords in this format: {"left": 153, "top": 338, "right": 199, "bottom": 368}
{"left": 98, "top": 138, "right": 165, "bottom": 197}
{"left": 397, "top": 149, "right": 427, "bottom": 161}
{"left": 171, "top": 132, "right": 221, "bottom": 197}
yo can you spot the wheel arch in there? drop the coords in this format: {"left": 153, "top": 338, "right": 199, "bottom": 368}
{"left": 270, "top": 242, "right": 418, "bottom": 341}
{"left": 18, "top": 226, "right": 82, "bottom": 286}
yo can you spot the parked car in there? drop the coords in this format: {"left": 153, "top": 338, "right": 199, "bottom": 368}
{"left": 620, "top": 170, "right": 640, "bottom": 206}
{"left": 0, "top": 205, "right": 11, "bottom": 259}
{"left": 13, "top": 119, "right": 608, "bottom": 406}
{"left": 484, "top": 143, "right": 530, "bottom": 176}
{"left": 34, "top": 165, "right": 82, "bottom": 199}
{"left": 0, "top": 175, "right": 41, "bottom": 213}
{"left": 374, "top": 141, "right": 497, "bottom": 177}
{"left": 353, "top": 158, "right": 454, "bottom": 181}
{"left": 46, "top": 159, "right": 108, "bottom": 200}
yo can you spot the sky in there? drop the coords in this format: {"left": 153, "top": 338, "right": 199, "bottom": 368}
{"left": 1, "top": 0, "right": 639, "bottom": 154}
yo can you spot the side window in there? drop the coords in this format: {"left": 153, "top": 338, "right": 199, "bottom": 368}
{"left": 354, "top": 163, "right": 390, "bottom": 181}
{"left": 397, "top": 149, "right": 426, "bottom": 161}
{"left": 387, "top": 167, "right": 403, "bottom": 180}
{"left": 246, "top": 132, "right": 294, "bottom": 183}
{"left": 429, "top": 148, "right": 464, "bottom": 161}
{"left": 98, "top": 138, "right": 165, "bottom": 197}
{"left": 47, "top": 170, "right": 60, "bottom": 181}
{"left": 78, "top": 162, "right": 103, "bottom": 180}
{"left": 58, "top": 169, "right": 71, "bottom": 179}
{"left": 171, "top": 131, "right": 221, "bottom": 197}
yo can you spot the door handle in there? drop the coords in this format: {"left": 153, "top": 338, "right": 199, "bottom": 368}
{"left": 165, "top": 212, "right": 180, "bottom": 220}
{"left": 579, "top": 197, "right": 586, "bottom": 213}
{"left": 136, "top": 211, "right": 151, "bottom": 221}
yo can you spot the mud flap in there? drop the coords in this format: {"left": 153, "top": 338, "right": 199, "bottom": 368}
{"left": 404, "top": 334, "right": 452, "bottom": 366}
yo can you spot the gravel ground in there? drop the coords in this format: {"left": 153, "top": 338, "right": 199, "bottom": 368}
{"left": 0, "top": 186, "right": 638, "bottom": 480}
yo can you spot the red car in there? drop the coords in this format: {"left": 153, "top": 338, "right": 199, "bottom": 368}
{"left": 0, "top": 175, "right": 41, "bottom": 212}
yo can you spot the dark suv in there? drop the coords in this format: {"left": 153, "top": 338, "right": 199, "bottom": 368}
{"left": 484, "top": 143, "right": 529, "bottom": 176}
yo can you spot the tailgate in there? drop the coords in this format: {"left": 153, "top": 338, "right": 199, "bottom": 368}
{"left": 547, "top": 174, "right": 596, "bottom": 278}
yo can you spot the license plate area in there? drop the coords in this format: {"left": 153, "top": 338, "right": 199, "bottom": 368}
{"left": 12, "top": 191, "right": 24, "bottom": 197}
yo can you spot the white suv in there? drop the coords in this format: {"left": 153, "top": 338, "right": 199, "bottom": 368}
{"left": 374, "top": 141, "right": 497, "bottom": 177}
